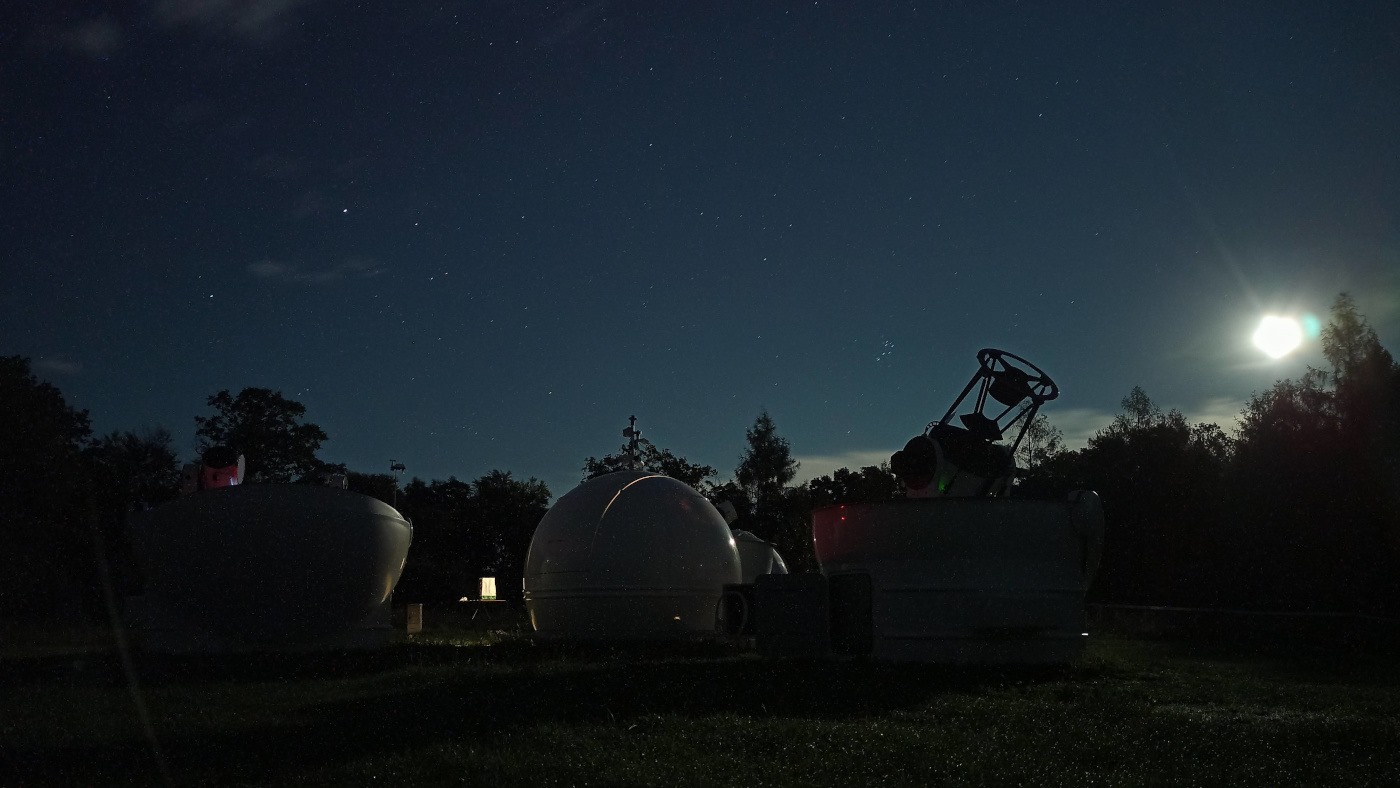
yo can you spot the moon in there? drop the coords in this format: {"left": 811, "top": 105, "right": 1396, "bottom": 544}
{"left": 1253, "top": 316, "right": 1303, "bottom": 359}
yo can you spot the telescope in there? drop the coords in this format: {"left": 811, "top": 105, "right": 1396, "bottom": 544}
{"left": 890, "top": 348, "right": 1058, "bottom": 498}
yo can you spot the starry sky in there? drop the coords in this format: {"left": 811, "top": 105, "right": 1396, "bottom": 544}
{"left": 5, "top": 1, "right": 1399, "bottom": 500}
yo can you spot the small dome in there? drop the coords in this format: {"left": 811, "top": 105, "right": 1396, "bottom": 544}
{"left": 732, "top": 529, "right": 789, "bottom": 584}
{"left": 524, "top": 470, "right": 742, "bottom": 639}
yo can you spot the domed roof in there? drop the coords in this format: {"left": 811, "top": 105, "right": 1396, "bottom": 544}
{"left": 133, "top": 485, "right": 412, "bottom": 645}
{"left": 732, "top": 529, "right": 789, "bottom": 584}
{"left": 524, "top": 470, "right": 742, "bottom": 639}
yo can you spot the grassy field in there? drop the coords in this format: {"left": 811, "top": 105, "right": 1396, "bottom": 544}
{"left": 3, "top": 619, "right": 1398, "bottom": 787}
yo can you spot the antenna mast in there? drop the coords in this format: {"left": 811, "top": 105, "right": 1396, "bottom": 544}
{"left": 622, "top": 415, "right": 642, "bottom": 470}
{"left": 389, "top": 459, "right": 406, "bottom": 507}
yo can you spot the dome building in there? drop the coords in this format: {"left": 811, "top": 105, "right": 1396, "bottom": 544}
{"left": 130, "top": 483, "right": 412, "bottom": 651}
{"left": 523, "top": 470, "right": 742, "bottom": 640}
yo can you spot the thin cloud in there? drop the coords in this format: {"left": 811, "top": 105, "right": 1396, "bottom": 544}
{"left": 247, "top": 260, "right": 291, "bottom": 278}
{"left": 1043, "top": 407, "right": 1114, "bottom": 450}
{"left": 794, "top": 395, "right": 1245, "bottom": 484}
{"left": 1049, "top": 397, "right": 1246, "bottom": 451}
{"left": 34, "top": 358, "right": 82, "bottom": 376}
{"left": 538, "top": 2, "right": 613, "bottom": 49}
{"left": 1185, "top": 397, "right": 1247, "bottom": 435}
{"left": 792, "top": 449, "right": 896, "bottom": 486}
{"left": 152, "top": 0, "right": 320, "bottom": 41}
{"left": 25, "top": 1, "right": 319, "bottom": 61}
{"left": 21, "top": 15, "right": 125, "bottom": 59}
{"left": 62, "top": 17, "right": 125, "bottom": 57}
{"left": 247, "top": 258, "right": 385, "bottom": 284}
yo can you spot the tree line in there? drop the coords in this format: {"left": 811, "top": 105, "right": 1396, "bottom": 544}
{"left": 1020, "top": 293, "right": 1399, "bottom": 615}
{"left": 591, "top": 292, "right": 1399, "bottom": 617}
{"left": 1, "top": 292, "right": 1395, "bottom": 621}
{"left": 0, "top": 362, "right": 806, "bottom": 614}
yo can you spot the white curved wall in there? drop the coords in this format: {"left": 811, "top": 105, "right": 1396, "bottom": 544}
{"left": 733, "top": 530, "right": 789, "bottom": 584}
{"left": 524, "top": 470, "right": 742, "bottom": 639}
{"left": 132, "top": 485, "right": 412, "bottom": 647}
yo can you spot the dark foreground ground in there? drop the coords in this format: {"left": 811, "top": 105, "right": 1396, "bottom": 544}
{"left": 2, "top": 610, "right": 1397, "bottom": 787}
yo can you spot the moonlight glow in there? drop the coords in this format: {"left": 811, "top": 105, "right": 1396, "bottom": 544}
{"left": 1253, "top": 316, "right": 1304, "bottom": 359}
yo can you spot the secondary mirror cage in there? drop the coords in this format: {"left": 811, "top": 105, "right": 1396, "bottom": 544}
{"left": 931, "top": 348, "right": 1059, "bottom": 454}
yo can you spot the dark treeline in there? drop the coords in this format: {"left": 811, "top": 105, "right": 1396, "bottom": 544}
{"left": 700, "top": 293, "right": 1400, "bottom": 616}
{"left": 1019, "top": 293, "right": 1400, "bottom": 615}
{"left": 0, "top": 376, "right": 557, "bottom": 617}
{"left": 0, "top": 366, "right": 807, "bottom": 613}
{"left": 381, "top": 471, "right": 550, "bottom": 603}
{"left": 2, "top": 293, "right": 1395, "bottom": 622}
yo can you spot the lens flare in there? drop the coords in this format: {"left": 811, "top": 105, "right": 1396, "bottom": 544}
{"left": 1301, "top": 313, "right": 1323, "bottom": 340}
{"left": 1253, "top": 316, "right": 1303, "bottom": 359}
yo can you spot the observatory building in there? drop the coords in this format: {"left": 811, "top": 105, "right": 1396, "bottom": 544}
{"left": 523, "top": 469, "right": 743, "bottom": 640}
{"left": 800, "top": 348, "right": 1104, "bottom": 663}
{"left": 129, "top": 449, "right": 413, "bottom": 652}
{"left": 732, "top": 529, "right": 788, "bottom": 584}
{"left": 811, "top": 492, "right": 1103, "bottom": 663}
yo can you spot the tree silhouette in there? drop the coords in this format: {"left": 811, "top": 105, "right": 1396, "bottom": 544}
{"left": 1115, "top": 385, "right": 1163, "bottom": 431}
{"left": 85, "top": 428, "right": 182, "bottom": 511}
{"left": 393, "top": 471, "right": 551, "bottom": 603}
{"left": 83, "top": 428, "right": 182, "bottom": 595}
{"left": 1228, "top": 294, "right": 1400, "bottom": 614}
{"left": 735, "top": 409, "right": 799, "bottom": 514}
{"left": 394, "top": 476, "right": 475, "bottom": 602}
{"left": 1010, "top": 294, "right": 1399, "bottom": 615}
{"left": 734, "top": 410, "right": 808, "bottom": 568}
{"left": 346, "top": 472, "right": 401, "bottom": 506}
{"left": 1321, "top": 293, "right": 1392, "bottom": 387}
{"left": 0, "top": 356, "right": 95, "bottom": 621}
{"left": 1319, "top": 293, "right": 1398, "bottom": 495}
{"left": 1014, "top": 410, "right": 1065, "bottom": 473}
{"left": 582, "top": 437, "right": 717, "bottom": 491}
{"left": 0, "top": 356, "right": 92, "bottom": 473}
{"left": 1038, "top": 388, "right": 1231, "bottom": 606}
{"left": 1230, "top": 374, "right": 1349, "bottom": 610}
{"left": 806, "top": 465, "right": 902, "bottom": 508}
{"left": 470, "top": 470, "right": 551, "bottom": 581}
{"left": 194, "top": 388, "right": 329, "bottom": 483}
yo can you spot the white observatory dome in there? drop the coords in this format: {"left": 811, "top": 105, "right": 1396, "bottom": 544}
{"left": 524, "top": 470, "right": 742, "bottom": 640}
{"left": 732, "top": 529, "right": 789, "bottom": 584}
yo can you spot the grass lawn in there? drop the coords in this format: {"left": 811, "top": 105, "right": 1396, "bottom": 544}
{"left": 2, "top": 621, "right": 1397, "bottom": 786}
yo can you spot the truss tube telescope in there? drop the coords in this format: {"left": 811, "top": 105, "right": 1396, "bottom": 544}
{"left": 796, "top": 347, "right": 1104, "bottom": 664}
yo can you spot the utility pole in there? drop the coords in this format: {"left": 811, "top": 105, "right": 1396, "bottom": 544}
{"left": 389, "top": 459, "right": 406, "bottom": 508}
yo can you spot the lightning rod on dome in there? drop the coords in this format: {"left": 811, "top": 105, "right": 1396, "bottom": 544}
{"left": 622, "top": 415, "right": 642, "bottom": 470}
{"left": 389, "top": 459, "right": 406, "bottom": 507}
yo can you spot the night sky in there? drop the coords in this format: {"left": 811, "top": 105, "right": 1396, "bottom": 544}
{"left": 5, "top": 1, "right": 1399, "bottom": 499}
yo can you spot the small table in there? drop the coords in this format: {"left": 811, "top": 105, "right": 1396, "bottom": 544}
{"left": 458, "top": 599, "right": 508, "bottom": 622}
